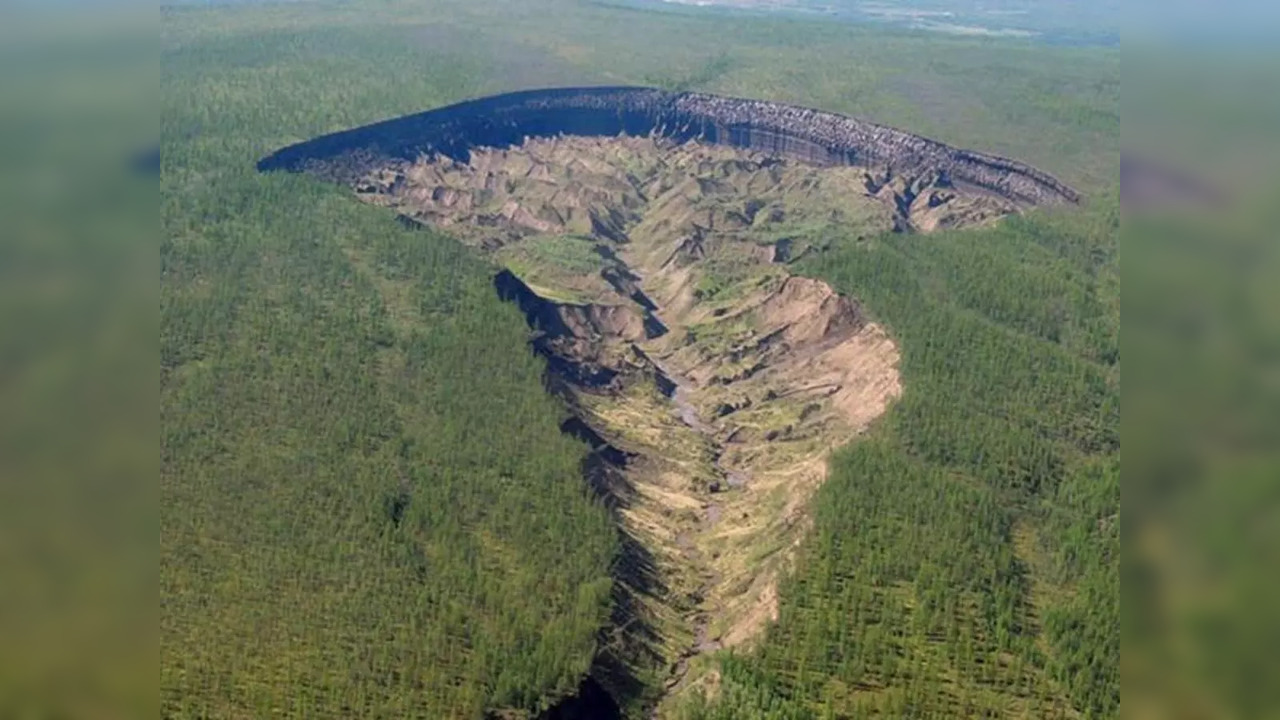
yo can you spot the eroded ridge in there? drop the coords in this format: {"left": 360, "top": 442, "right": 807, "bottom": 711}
{"left": 345, "top": 135, "right": 913, "bottom": 706}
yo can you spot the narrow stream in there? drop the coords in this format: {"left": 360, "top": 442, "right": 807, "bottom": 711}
{"left": 652, "top": 359, "right": 748, "bottom": 492}
{"left": 649, "top": 358, "right": 737, "bottom": 683}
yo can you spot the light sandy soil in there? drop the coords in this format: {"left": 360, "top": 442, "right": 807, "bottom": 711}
{"left": 350, "top": 134, "right": 1023, "bottom": 711}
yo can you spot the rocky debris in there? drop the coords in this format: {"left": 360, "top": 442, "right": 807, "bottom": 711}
{"left": 754, "top": 276, "right": 865, "bottom": 346}
{"left": 494, "top": 269, "right": 650, "bottom": 390}
{"left": 357, "top": 134, "right": 1016, "bottom": 277}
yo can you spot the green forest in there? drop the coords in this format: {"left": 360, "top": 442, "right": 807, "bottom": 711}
{"left": 161, "top": 174, "right": 619, "bottom": 716}
{"left": 680, "top": 207, "right": 1119, "bottom": 718}
{"left": 161, "top": 1, "right": 1119, "bottom": 717}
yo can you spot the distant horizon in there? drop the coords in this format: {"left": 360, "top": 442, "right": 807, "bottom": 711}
{"left": 611, "top": 0, "right": 1278, "bottom": 47}
{"left": 603, "top": 0, "right": 1120, "bottom": 45}
{"left": 149, "top": 0, "right": 1280, "bottom": 47}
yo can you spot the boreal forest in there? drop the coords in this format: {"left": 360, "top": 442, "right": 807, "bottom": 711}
{"left": 161, "top": 1, "right": 1119, "bottom": 717}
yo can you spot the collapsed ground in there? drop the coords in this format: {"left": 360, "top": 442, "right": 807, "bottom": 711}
{"left": 348, "top": 134, "right": 1043, "bottom": 711}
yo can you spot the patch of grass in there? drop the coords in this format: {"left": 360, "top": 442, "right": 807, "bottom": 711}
{"left": 496, "top": 234, "right": 617, "bottom": 304}
{"left": 692, "top": 256, "right": 780, "bottom": 305}
{"left": 500, "top": 233, "right": 607, "bottom": 275}
{"left": 685, "top": 315, "right": 755, "bottom": 356}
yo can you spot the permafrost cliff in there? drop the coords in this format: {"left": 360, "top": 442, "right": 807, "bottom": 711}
{"left": 259, "top": 86, "right": 1078, "bottom": 206}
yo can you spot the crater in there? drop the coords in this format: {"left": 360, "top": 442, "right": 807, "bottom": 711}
{"left": 260, "top": 87, "right": 1077, "bottom": 716}
{"left": 259, "top": 86, "right": 1079, "bottom": 208}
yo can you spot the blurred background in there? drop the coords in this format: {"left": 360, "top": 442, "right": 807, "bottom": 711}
{"left": 2, "top": 0, "right": 1278, "bottom": 717}
{"left": 0, "top": 3, "right": 155, "bottom": 717}
{"left": 1123, "top": 37, "right": 1280, "bottom": 720}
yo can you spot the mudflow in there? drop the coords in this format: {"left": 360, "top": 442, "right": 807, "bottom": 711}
{"left": 352, "top": 134, "right": 1020, "bottom": 707}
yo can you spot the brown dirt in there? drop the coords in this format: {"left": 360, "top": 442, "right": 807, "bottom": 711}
{"left": 345, "top": 134, "right": 1019, "bottom": 713}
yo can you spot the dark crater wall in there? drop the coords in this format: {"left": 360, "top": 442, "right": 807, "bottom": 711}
{"left": 258, "top": 86, "right": 1079, "bottom": 206}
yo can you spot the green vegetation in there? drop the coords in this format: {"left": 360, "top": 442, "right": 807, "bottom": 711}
{"left": 161, "top": 1, "right": 1119, "bottom": 717}
{"left": 693, "top": 254, "right": 779, "bottom": 304}
{"left": 161, "top": 178, "right": 617, "bottom": 717}
{"left": 503, "top": 234, "right": 606, "bottom": 276}
{"left": 162, "top": 10, "right": 618, "bottom": 718}
{"left": 681, "top": 206, "right": 1119, "bottom": 718}
{"left": 495, "top": 234, "right": 614, "bottom": 303}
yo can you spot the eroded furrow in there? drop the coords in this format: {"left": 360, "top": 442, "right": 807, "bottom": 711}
{"left": 346, "top": 134, "right": 1010, "bottom": 710}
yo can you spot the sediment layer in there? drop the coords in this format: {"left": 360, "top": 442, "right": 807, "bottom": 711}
{"left": 259, "top": 86, "right": 1079, "bottom": 207}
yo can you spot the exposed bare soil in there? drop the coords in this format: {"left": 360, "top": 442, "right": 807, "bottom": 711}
{"left": 350, "top": 134, "right": 1025, "bottom": 711}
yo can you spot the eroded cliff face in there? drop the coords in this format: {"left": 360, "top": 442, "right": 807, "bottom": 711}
{"left": 259, "top": 86, "right": 1080, "bottom": 208}
{"left": 260, "top": 94, "right": 1076, "bottom": 715}
{"left": 345, "top": 135, "right": 906, "bottom": 711}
